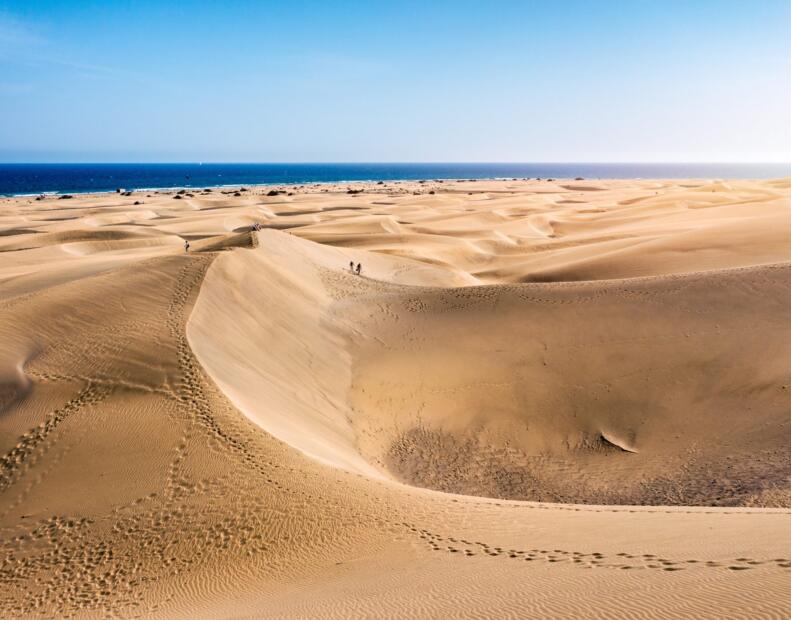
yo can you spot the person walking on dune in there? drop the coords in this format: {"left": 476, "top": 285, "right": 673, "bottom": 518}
{"left": 349, "top": 260, "right": 354, "bottom": 273}
{"left": 185, "top": 239, "right": 190, "bottom": 253}
{"left": 355, "top": 262, "right": 362, "bottom": 276}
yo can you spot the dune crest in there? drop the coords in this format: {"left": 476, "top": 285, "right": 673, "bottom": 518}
{"left": 189, "top": 227, "right": 791, "bottom": 506}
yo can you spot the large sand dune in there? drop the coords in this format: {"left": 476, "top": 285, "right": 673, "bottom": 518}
{"left": 1, "top": 179, "right": 791, "bottom": 617}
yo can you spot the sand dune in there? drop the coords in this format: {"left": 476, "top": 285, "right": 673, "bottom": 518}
{"left": 192, "top": 228, "right": 791, "bottom": 506}
{"left": 1, "top": 179, "right": 790, "bottom": 618}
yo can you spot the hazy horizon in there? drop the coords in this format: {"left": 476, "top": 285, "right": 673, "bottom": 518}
{"left": 4, "top": 160, "right": 791, "bottom": 164}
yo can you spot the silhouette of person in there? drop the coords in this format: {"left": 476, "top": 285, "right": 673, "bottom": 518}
{"left": 185, "top": 240, "right": 190, "bottom": 253}
{"left": 355, "top": 262, "right": 362, "bottom": 276}
{"left": 349, "top": 260, "right": 354, "bottom": 273}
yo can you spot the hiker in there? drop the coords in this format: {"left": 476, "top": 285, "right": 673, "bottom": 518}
{"left": 355, "top": 262, "right": 362, "bottom": 276}
{"left": 185, "top": 239, "right": 190, "bottom": 253}
{"left": 349, "top": 260, "right": 354, "bottom": 273}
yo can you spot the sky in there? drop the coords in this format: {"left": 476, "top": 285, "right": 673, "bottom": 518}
{"left": 1, "top": 0, "right": 790, "bottom": 163}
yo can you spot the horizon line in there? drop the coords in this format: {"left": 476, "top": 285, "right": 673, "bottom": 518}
{"left": 2, "top": 161, "right": 791, "bottom": 166}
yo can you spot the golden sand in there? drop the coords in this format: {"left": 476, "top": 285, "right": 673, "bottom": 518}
{"left": 1, "top": 179, "right": 790, "bottom": 618}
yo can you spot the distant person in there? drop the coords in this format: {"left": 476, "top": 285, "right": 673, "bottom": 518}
{"left": 185, "top": 240, "right": 190, "bottom": 253}
{"left": 349, "top": 260, "right": 354, "bottom": 273}
{"left": 355, "top": 262, "right": 362, "bottom": 276}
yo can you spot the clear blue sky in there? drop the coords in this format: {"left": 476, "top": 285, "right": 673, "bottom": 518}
{"left": 1, "top": 1, "right": 790, "bottom": 162}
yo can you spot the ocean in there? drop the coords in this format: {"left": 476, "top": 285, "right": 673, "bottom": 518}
{"left": 1, "top": 163, "right": 789, "bottom": 197}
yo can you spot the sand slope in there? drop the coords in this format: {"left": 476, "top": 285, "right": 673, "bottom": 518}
{"left": 1, "top": 180, "right": 790, "bottom": 618}
{"left": 191, "top": 229, "right": 791, "bottom": 506}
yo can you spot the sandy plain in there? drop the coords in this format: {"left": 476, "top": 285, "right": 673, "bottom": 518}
{"left": 1, "top": 177, "right": 790, "bottom": 618}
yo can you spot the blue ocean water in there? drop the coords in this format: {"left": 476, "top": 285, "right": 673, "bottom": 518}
{"left": 1, "top": 163, "right": 789, "bottom": 197}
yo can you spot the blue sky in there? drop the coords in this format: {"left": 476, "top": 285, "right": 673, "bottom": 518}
{"left": 1, "top": 0, "right": 790, "bottom": 162}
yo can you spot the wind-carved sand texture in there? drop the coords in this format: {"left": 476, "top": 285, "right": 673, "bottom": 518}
{"left": 1, "top": 178, "right": 791, "bottom": 618}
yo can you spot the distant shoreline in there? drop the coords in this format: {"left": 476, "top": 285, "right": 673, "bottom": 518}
{"left": 3, "top": 176, "right": 790, "bottom": 200}
{"left": 3, "top": 177, "right": 583, "bottom": 199}
{"left": 2, "top": 162, "right": 789, "bottom": 197}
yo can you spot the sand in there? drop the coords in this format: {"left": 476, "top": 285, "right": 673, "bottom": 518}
{"left": 1, "top": 178, "right": 790, "bottom": 618}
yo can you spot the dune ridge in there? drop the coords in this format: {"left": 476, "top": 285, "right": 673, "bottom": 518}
{"left": 191, "top": 228, "right": 791, "bottom": 506}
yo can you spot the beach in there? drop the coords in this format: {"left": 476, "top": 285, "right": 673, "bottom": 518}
{"left": 1, "top": 177, "right": 790, "bottom": 617}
